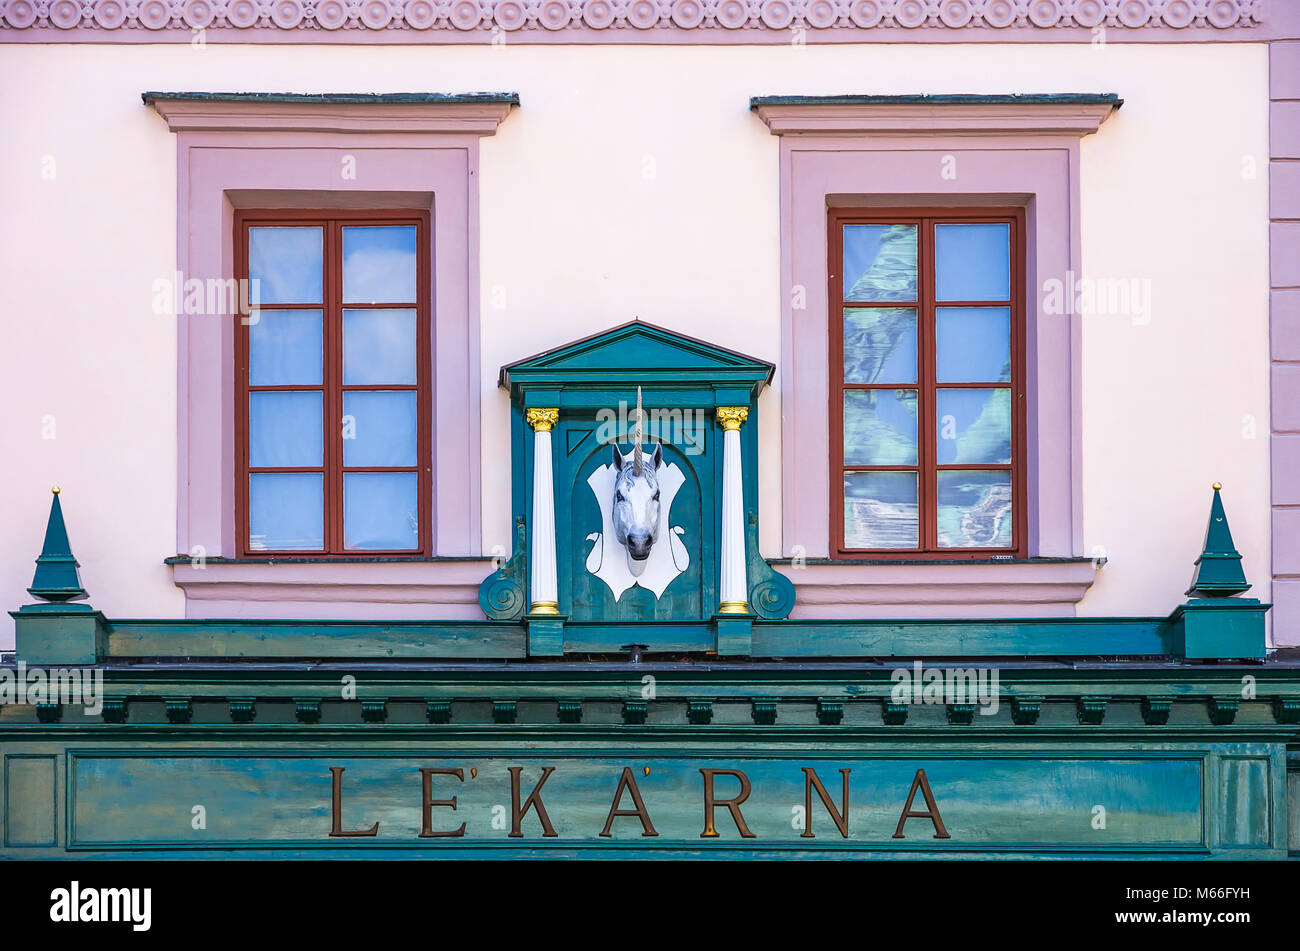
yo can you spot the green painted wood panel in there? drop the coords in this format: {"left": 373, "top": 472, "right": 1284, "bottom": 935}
{"left": 4, "top": 754, "right": 57, "bottom": 847}
{"left": 1219, "top": 756, "right": 1272, "bottom": 848}
{"left": 104, "top": 620, "right": 527, "bottom": 659}
{"left": 751, "top": 618, "right": 1175, "bottom": 657}
{"left": 66, "top": 748, "right": 1207, "bottom": 853}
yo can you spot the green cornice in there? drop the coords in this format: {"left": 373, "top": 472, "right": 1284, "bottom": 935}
{"left": 141, "top": 91, "right": 520, "bottom": 106}
{"left": 749, "top": 93, "right": 1123, "bottom": 109}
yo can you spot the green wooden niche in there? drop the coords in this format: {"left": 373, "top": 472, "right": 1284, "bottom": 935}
{"left": 479, "top": 321, "right": 795, "bottom": 638}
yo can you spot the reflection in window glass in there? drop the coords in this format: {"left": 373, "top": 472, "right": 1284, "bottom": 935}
{"left": 936, "top": 389, "right": 1012, "bottom": 465}
{"left": 844, "top": 308, "right": 917, "bottom": 384}
{"left": 844, "top": 389, "right": 919, "bottom": 467}
{"left": 844, "top": 471, "right": 918, "bottom": 549}
{"left": 843, "top": 224, "right": 917, "bottom": 303}
{"left": 937, "top": 471, "right": 1013, "bottom": 548}
{"left": 836, "top": 214, "right": 1018, "bottom": 551}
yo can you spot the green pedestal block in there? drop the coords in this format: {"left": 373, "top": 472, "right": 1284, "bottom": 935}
{"left": 1172, "top": 599, "right": 1268, "bottom": 660}
{"left": 713, "top": 613, "right": 754, "bottom": 657}
{"left": 11, "top": 603, "right": 107, "bottom": 666}
{"left": 526, "top": 614, "right": 567, "bottom": 657}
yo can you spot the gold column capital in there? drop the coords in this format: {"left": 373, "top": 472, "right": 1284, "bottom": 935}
{"left": 525, "top": 407, "right": 559, "bottom": 432}
{"left": 715, "top": 406, "right": 749, "bottom": 432}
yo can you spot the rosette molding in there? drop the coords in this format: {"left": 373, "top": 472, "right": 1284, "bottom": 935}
{"left": 0, "top": 0, "right": 1267, "bottom": 41}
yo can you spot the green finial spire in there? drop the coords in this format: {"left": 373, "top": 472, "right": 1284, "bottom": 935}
{"left": 1185, "top": 482, "right": 1250, "bottom": 597}
{"left": 27, "top": 487, "right": 88, "bottom": 603}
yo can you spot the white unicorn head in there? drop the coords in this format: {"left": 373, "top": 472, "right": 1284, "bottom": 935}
{"left": 611, "top": 387, "right": 663, "bottom": 576}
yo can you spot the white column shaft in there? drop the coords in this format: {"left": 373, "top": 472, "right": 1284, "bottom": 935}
{"left": 529, "top": 429, "right": 558, "bottom": 611}
{"left": 719, "top": 426, "right": 747, "bottom": 610}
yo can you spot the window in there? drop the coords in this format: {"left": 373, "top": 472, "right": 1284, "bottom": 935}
{"left": 235, "top": 211, "right": 431, "bottom": 555}
{"left": 830, "top": 209, "right": 1025, "bottom": 558}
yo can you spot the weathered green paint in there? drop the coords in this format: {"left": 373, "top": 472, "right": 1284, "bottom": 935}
{"left": 100, "top": 619, "right": 527, "bottom": 660}
{"left": 11, "top": 604, "right": 107, "bottom": 666}
{"left": 0, "top": 734, "right": 1288, "bottom": 858}
{"left": 4, "top": 656, "right": 1297, "bottom": 858}
{"left": 5, "top": 610, "right": 1271, "bottom": 664}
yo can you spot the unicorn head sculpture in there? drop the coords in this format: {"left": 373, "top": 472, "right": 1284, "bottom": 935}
{"left": 611, "top": 387, "right": 663, "bottom": 576}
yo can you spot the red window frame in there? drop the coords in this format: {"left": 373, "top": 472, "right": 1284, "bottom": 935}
{"left": 234, "top": 209, "right": 433, "bottom": 557}
{"left": 829, "top": 207, "right": 1028, "bottom": 559}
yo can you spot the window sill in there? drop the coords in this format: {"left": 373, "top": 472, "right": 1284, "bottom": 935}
{"left": 771, "top": 557, "right": 1099, "bottom": 619}
{"left": 169, "top": 558, "right": 495, "bottom": 620}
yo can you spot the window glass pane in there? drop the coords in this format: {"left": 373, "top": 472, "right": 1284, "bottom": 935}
{"left": 936, "top": 307, "right": 1010, "bottom": 383}
{"left": 937, "top": 470, "right": 1012, "bottom": 548}
{"left": 248, "top": 226, "right": 322, "bottom": 305}
{"left": 843, "top": 224, "right": 917, "bottom": 303}
{"left": 249, "top": 391, "right": 323, "bottom": 468}
{"left": 343, "top": 391, "right": 417, "bottom": 467}
{"left": 343, "top": 225, "right": 418, "bottom": 304}
{"left": 249, "top": 309, "right": 322, "bottom": 386}
{"left": 249, "top": 473, "right": 324, "bottom": 550}
{"left": 935, "top": 223, "right": 1010, "bottom": 302}
{"left": 844, "top": 471, "right": 918, "bottom": 549}
{"left": 844, "top": 389, "right": 918, "bottom": 466}
{"left": 344, "top": 472, "right": 419, "bottom": 550}
{"left": 844, "top": 307, "right": 917, "bottom": 384}
{"left": 936, "top": 388, "right": 1012, "bottom": 465}
{"left": 343, "top": 308, "right": 418, "bottom": 385}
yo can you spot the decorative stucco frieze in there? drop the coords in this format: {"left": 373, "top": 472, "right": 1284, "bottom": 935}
{"left": 0, "top": 0, "right": 1264, "bottom": 37}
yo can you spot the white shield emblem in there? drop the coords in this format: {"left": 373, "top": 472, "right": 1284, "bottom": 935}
{"left": 584, "top": 460, "right": 690, "bottom": 601}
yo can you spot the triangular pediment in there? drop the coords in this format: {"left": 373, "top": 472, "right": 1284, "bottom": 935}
{"left": 499, "top": 320, "right": 773, "bottom": 395}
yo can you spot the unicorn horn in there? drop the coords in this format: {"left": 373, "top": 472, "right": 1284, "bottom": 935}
{"left": 633, "top": 386, "right": 643, "bottom": 476}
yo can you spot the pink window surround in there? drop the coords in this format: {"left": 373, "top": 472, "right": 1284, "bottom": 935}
{"left": 148, "top": 92, "right": 515, "bottom": 619}
{"left": 754, "top": 94, "right": 1118, "bottom": 617}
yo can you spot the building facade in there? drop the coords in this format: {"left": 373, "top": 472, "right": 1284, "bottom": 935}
{"left": 1, "top": 0, "right": 1298, "bottom": 858}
